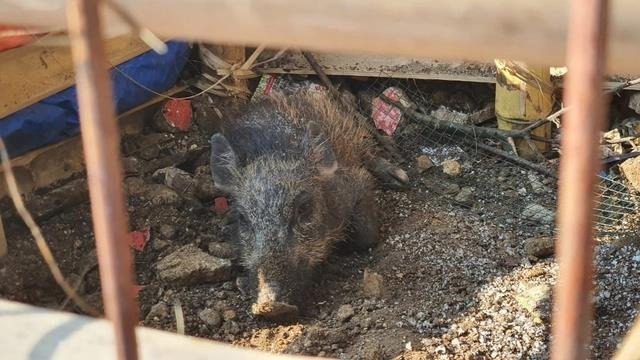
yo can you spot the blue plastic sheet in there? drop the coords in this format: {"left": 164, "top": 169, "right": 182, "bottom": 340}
{"left": 0, "top": 41, "right": 190, "bottom": 158}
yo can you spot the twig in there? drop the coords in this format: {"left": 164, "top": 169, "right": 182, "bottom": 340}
{"left": 474, "top": 140, "right": 558, "bottom": 179}
{"left": 378, "top": 95, "right": 558, "bottom": 178}
{"left": 174, "top": 299, "right": 185, "bottom": 335}
{"left": 601, "top": 151, "right": 640, "bottom": 165}
{"left": 0, "top": 213, "right": 6, "bottom": 257}
{"left": 301, "top": 51, "right": 403, "bottom": 162}
{"left": 607, "top": 77, "right": 640, "bottom": 95}
{"left": 301, "top": 52, "right": 341, "bottom": 100}
{"left": 544, "top": 76, "right": 640, "bottom": 127}
{"left": 602, "top": 136, "right": 639, "bottom": 145}
{"left": 58, "top": 257, "right": 99, "bottom": 311}
{"left": 103, "top": 0, "right": 167, "bottom": 54}
{"left": 0, "top": 137, "right": 100, "bottom": 316}
{"left": 382, "top": 94, "right": 510, "bottom": 140}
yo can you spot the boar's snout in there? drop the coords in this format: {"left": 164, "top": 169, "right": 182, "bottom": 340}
{"left": 251, "top": 300, "right": 298, "bottom": 319}
{"left": 250, "top": 273, "right": 299, "bottom": 319}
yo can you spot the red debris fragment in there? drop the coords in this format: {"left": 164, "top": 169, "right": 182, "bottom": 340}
{"left": 128, "top": 227, "right": 151, "bottom": 251}
{"left": 214, "top": 197, "right": 229, "bottom": 215}
{"left": 162, "top": 99, "right": 192, "bottom": 131}
{"left": 132, "top": 284, "right": 145, "bottom": 299}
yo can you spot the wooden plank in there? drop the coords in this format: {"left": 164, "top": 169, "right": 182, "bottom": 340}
{"left": 255, "top": 51, "right": 640, "bottom": 91}
{"left": 254, "top": 51, "right": 495, "bottom": 83}
{"left": 0, "top": 299, "right": 322, "bottom": 360}
{"left": 0, "top": 34, "right": 150, "bottom": 119}
{"left": 5, "top": 1, "right": 640, "bottom": 74}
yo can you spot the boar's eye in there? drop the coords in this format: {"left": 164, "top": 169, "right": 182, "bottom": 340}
{"left": 293, "top": 191, "right": 314, "bottom": 225}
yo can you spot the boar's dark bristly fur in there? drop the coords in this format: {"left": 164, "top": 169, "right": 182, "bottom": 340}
{"left": 210, "top": 92, "right": 384, "bottom": 319}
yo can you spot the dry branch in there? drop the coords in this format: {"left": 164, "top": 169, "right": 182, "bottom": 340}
{"left": 0, "top": 137, "right": 99, "bottom": 316}
{"left": 302, "top": 51, "right": 403, "bottom": 163}
{"left": 378, "top": 95, "right": 558, "bottom": 178}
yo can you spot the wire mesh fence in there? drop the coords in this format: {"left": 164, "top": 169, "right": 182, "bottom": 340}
{"left": 356, "top": 74, "right": 640, "bottom": 240}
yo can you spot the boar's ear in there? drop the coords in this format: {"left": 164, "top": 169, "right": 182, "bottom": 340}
{"left": 307, "top": 121, "right": 338, "bottom": 177}
{"left": 210, "top": 133, "right": 238, "bottom": 192}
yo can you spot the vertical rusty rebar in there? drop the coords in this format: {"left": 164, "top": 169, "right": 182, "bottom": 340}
{"left": 551, "top": 0, "right": 609, "bottom": 359}
{"left": 66, "top": 1, "right": 139, "bottom": 359}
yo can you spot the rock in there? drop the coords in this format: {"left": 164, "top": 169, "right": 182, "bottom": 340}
{"left": 195, "top": 173, "right": 217, "bottom": 200}
{"left": 454, "top": 187, "right": 474, "bottom": 205}
{"left": 619, "top": 157, "right": 640, "bottom": 192}
{"left": 124, "top": 177, "right": 146, "bottom": 196}
{"left": 528, "top": 174, "right": 545, "bottom": 194}
{"left": 139, "top": 146, "right": 160, "bottom": 161}
{"left": 159, "top": 224, "right": 176, "bottom": 239}
{"left": 133, "top": 133, "right": 165, "bottom": 160}
{"left": 222, "top": 320, "right": 241, "bottom": 335}
{"left": 431, "top": 105, "right": 469, "bottom": 125}
{"left": 500, "top": 255, "right": 521, "bottom": 268}
{"left": 208, "top": 242, "right": 237, "bottom": 259}
{"left": 122, "top": 157, "right": 142, "bottom": 177}
{"left": 146, "top": 302, "right": 170, "bottom": 322}
{"left": 152, "top": 238, "right": 170, "bottom": 251}
{"left": 222, "top": 309, "right": 237, "bottom": 322}
{"left": 516, "top": 284, "right": 551, "bottom": 314}
{"left": 416, "top": 155, "right": 434, "bottom": 173}
{"left": 521, "top": 203, "right": 555, "bottom": 223}
{"left": 524, "top": 236, "right": 555, "bottom": 258}
{"left": 222, "top": 281, "right": 235, "bottom": 291}
{"left": 153, "top": 167, "right": 197, "bottom": 199}
{"left": 193, "top": 100, "right": 222, "bottom": 135}
{"left": 629, "top": 93, "right": 640, "bottom": 114}
{"left": 442, "top": 159, "right": 461, "bottom": 177}
{"left": 146, "top": 184, "right": 181, "bottom": 206}
{"left": 362, "top": 269, "right": 385, "bottom": 298}
{"left": 198, "top": 308, "right": 222, "bottom": 328}
{"left": 600, "top": 145, "right": 618, "bottom": 159}
{"left": 236, "top": 277, "right": 250, "bottom": 297}
{"left": 336, "top": 304, "right": 355, "bottom": 322}
{"left": 213, "top": 300, "right": 230, "bottom": 311}
{"left": 441, "top": 181, "right": 460, "bottom": 194}
{"left": 156, "top": 244, "right": 232, "bottom": 285}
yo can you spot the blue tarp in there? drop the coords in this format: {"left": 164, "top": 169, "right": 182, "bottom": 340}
{"left": 0, "top": 41, "right": 191, "bottom": 158}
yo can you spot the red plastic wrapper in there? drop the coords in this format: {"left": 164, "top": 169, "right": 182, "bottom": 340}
{"left": 371, "top": 87, "right": 412, "bottom": 136}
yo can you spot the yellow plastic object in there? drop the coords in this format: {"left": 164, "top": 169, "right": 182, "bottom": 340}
{"left": 495, "top": 60, "right": 554, "bottom": 160}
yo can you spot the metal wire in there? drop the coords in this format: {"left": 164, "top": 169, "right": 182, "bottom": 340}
{"left": 361, "top": 76, "right": 640, "bottom": 238}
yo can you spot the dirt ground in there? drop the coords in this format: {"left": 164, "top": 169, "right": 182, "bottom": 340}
{"left": 1, "top": 80, "right": 640, "bottom": 360}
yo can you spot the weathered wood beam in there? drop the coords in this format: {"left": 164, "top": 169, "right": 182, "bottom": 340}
{"left": 0, "top": 299, "right": 322, "bottom": 360}
{"left": 2, "top": 0, "right": 640, "bottom": 73}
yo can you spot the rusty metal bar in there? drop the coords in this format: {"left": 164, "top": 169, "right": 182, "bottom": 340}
{"left": 551, "top": 0, "right": 609, "bottom": 359}
{"left": 66, "top": 0, "right": 139, "bottom": 359}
